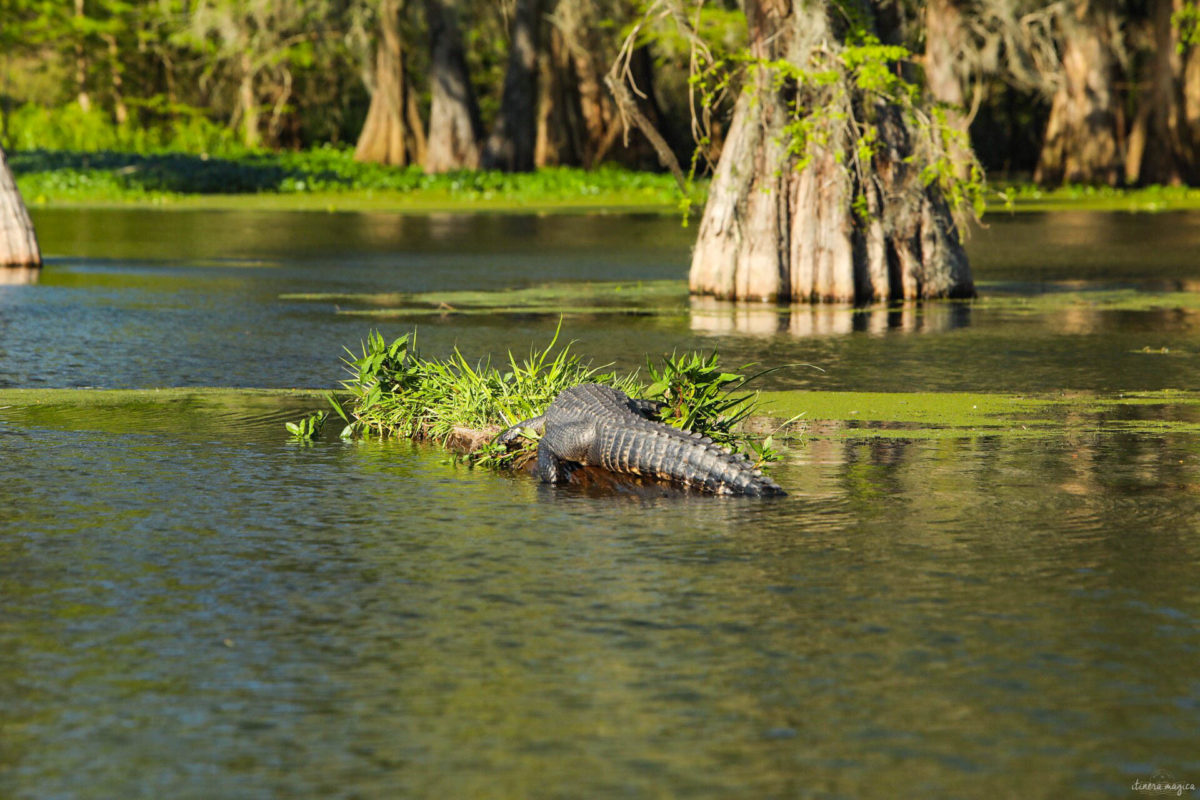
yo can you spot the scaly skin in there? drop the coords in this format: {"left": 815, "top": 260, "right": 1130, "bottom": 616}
{"left": 499, "top": 383, "right": 785, "bottom": 496}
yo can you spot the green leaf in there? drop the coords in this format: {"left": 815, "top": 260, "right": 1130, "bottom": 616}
{"left": 326, "top": 392, "right": 349, "bottom": 423}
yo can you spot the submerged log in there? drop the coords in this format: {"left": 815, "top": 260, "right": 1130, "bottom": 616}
{"left": 0, "top": 147, "right": 41, "bottom": 269}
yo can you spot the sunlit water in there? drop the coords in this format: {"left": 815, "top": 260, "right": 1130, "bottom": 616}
{"left": 2, "top": 210, "right": 1200, "bottom": 798}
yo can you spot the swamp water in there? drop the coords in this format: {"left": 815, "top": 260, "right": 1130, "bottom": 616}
{"left": 2, "top": 209, "right": 1199, "bottom": 798}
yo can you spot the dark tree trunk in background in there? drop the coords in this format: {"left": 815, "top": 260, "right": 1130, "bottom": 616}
{"left": 1035, "top": 3, "right": 1121, "bottom": 186}
{"left": 690, "top": 0, "right": 973, "bottom": 303}
{"left": 556, "top": 3, "right": 666, "bottom": 169}
{"left": 535, "top": 24, "right": 586, "bottom": 167}
{"left": 424, "top": 0, "right": 482, "bottom": 172}
{"left": 235, "top": 52, "right": 263, "bottom": 150}
{"left": 557, "top": 5, "right": 618, "bottom": 167}
{"left": 104, "top": 33, "right": 128, "bottom": 126}
{"left": 0, "top": 147, "right": 41, "bottom": 268}
{"left": 355, "top": 0, "right": 426, "bottom": 166}
{"left": 924, "top": 0, "right": 973, "bottom": 174}
{"left": 481, "top": 0, "right": 542, "bottom": 171}
{"left": 1128, "top": 0, "right": 1200, "bottom": 184}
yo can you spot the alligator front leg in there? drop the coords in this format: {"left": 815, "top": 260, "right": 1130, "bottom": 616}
{"left": 536, "top": 420, "right": 596, "bottom": 484}
{"left": 536, "top": 443, "right": 568, "bottom": 483}
{"left": 498, "top": 414, "right": 546, "bottom": 446}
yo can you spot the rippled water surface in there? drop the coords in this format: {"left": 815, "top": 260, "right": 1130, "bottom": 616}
{"left": 2, "top": 209, "right": 1200, "bottom": 798}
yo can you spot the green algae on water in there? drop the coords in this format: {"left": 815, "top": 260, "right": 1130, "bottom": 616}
{"left": 280, "top": 280, "right": 690, "bottom": 318}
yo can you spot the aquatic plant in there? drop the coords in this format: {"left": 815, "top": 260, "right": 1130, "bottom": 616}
{"left": 285, "top": 411, "right": 327, "bottom": 441}
{"left": 302, "top": 326, "right": 780, "bottom": 475}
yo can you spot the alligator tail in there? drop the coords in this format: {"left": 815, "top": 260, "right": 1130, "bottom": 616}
{"left": 598, "top": 424, "right": 785, "bottom": 496}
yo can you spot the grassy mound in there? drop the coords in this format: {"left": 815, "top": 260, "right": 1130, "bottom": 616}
{"left": 290, "top": 328, "right": 788, "bottom": 475}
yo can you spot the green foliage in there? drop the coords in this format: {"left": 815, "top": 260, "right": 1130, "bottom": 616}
{"left": 8, "top": 144, "right": 688, "bottom": 206}
{"left": 1174, "top": 2, "right": 1200, "bottom": 52}
{"left": 682, "top": 17, "right": 985, "bottom": 224}
{"left": 285, "top": 410, "right": 327, "bottom": 441}
{"left": 986, "top": 181, "right": 1200, "bottom": 212}
{"left": 319, "top": 327, "right": 779, "bottom": 476}
{"left": 643, "top": 351, "right": 754, "bottom": 450}
{"left": 4, "top": 103, "right": 241, "bottom": 155}
{"left": 332, "top": 325, "right": 633, "bottom": 469}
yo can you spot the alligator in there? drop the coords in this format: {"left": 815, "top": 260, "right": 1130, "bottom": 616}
{"left": 498, "top": 383, "right": 785, "bottom": 496}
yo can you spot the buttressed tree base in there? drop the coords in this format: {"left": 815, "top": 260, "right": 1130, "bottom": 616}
{"left": 0, "top": 147, "right": 41, "bottom": 269}
{"left": 686, "top": 0, "right": 977, "bottom": 304}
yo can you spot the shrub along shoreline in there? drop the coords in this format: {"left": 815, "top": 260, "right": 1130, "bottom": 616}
{"left": 12, "top": 147, "right": 1200, "bottom": 214}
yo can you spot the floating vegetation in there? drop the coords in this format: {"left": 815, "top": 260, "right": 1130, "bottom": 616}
{"left": 281, "top": 280, "right": 689, "bottom": 318}
{"left": 988, "top": 182, "right": 1200, "bottom": 213}
{"left": 756, "top": 389, "right": 1200, "bottom": 439}
{"left": 974, "top": 285, "right": 1200, "bottom": 314}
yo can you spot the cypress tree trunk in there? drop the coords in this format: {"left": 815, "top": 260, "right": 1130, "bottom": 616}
{"left": 923, "top": 0, "right": 973, "bottom": 176}
{"left": 1128, "top": 0, "right": 1200, "bottom": 185}
{"left": 0, "top": 147, "right": 41, "bottom": 269}
{"left": 236, "top": 52, "right": 261, "bottom": 150}
{"left": 689, "top": 0, "right": 974, "bottom": 303}
{"left": 481, "top": 0, "right": 542, "bottom": 171}
{"left": 535, "top": 25, "right": 588, "bottom": 167}
{"left": 104, "top": 33, "right": 128, "bottom": 126}
{"left": 355, "top": 0, "right": 426, "bottom": 166}
{"left": 424, "top": 0, "right": 482, "bottom": 172}
{"left": 1034, "top": 4, "right": 1121, "bottom": 186}
{"left": 923, "top": 0, "right": 966, "bottom": 114}
{"left": 557, "top": 4, "right": 615, "bottom": 167}
{"left": 74, "top": 0, "right": 91, "bottom": 113}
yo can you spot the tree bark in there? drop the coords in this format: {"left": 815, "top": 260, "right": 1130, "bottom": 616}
{"left": 1129, "top": 0, "right": 1200, "bottom": 185}
{"left": 104, "top": 33, "right": 128, "bottom": 126}
{"left": 74, "top": 0, "right": 91, "bottom": 112}
{"left": 0, "top": 147, "right": 42, "bottom": 269}
{"left": 1034, "top": 3, "right": 1121, "bottom": 186}
{"left": 558, "top": 4, "right": 614, "bottom": 167}
{"left": 237, "top": 52, "right": 261, "bottom": 150}
{"left": 481, "top": 0, "right": 542, "bottom": 171}
{"left": 424, "top": 0, "right": 482, "bottom": 172}
{"left": 535, "top": 25, "right": 587, "bottom": 167}
{"left": 923, "top": 0, "right": 973, "bottom": 175}
{"left": 355, "top": 0, "right": 425, "bottom": 166}
{"left": 689, "top": 0, "right": 973, "bottom": 303}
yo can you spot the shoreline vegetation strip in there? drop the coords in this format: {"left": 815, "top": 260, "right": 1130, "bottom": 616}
{"left": 12, "top": 149, "right": 1200, "bottom": 214}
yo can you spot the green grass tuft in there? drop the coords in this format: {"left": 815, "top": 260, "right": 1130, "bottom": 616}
{"left": 312, "top": 326, "right": 777, "bottom": 474}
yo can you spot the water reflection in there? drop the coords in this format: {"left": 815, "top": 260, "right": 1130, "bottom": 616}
{"left": 5, "top": 208, "right": 1200, "bottom": 796}
{"left": 2, "top": 395, "right": 1199, "bottom": 797}
{"left": 689, "top": 296, "right": 973, "bottom": 337}
{"left": 0, "top": 266, "right": 39, "bottom": 285}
